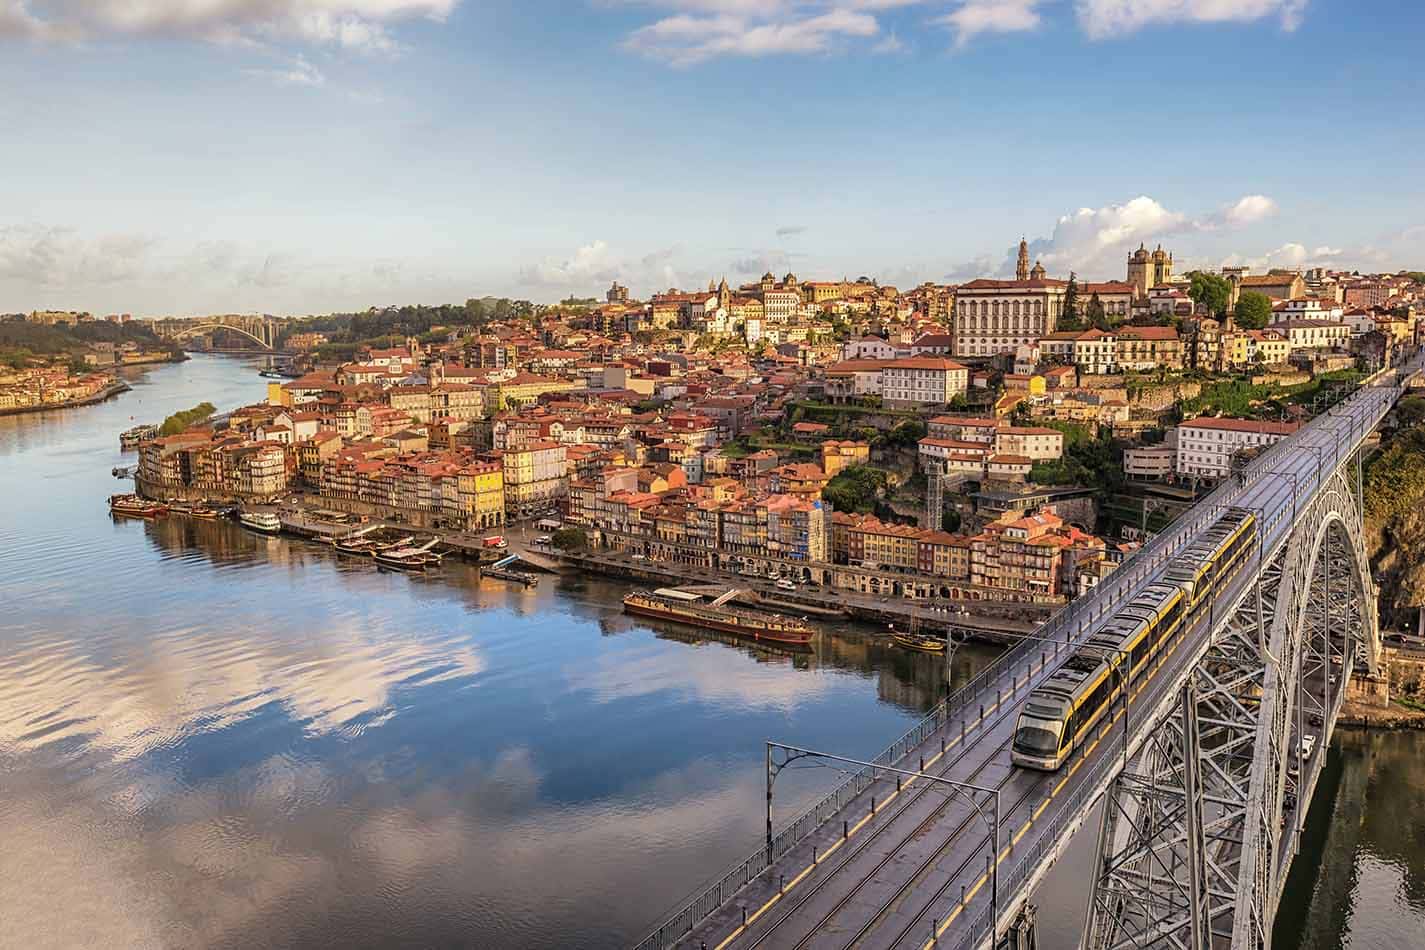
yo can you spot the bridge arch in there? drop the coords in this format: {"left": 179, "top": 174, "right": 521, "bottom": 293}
{"left": 1086, "top": 465, "right": 1380, "bottom": 950}
{"left": 167, "top": 322, "right": 274, "bottom": 349}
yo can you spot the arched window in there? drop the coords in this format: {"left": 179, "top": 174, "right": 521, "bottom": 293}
{"left": 1013, "top": 301, "right": 1022, "bottom": 318}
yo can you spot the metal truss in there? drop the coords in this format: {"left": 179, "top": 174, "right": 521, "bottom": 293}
{"left": 1083, "top": 467, "right": 1378, "bottom": 950}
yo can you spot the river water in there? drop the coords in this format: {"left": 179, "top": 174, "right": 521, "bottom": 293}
{"left": 0, "top": 354, "right": 1418, "bottom": 949}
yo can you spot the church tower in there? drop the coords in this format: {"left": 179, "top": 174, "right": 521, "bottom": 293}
{"left": 1030, "top": 260, "right": 1046, "bottom": 281}
{"left": 1016, "top": 238, "right": 1030, "bottom": 282}
{"left": 717, "top": 277, "right": 731, "bottom": 310}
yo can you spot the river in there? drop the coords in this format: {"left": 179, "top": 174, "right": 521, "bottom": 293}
{"left": 0, "top": 354, "right": 1418, "bottom": 949}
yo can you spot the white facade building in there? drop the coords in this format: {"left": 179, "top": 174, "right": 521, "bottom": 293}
{"left": 1176, "top": 417, "right": 1299, "bottom": 480}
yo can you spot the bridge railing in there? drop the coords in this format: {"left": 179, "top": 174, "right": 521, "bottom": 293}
{"left": 631, "top": 380, "right": 1404, "bottom": 950}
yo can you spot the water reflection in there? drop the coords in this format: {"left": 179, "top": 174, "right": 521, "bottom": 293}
{"left": 0, "top": 355, "right": 1006, "bottom": 949}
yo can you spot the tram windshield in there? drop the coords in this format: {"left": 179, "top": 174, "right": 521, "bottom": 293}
{"left": 1014, "top": 717, "right": 1062, "bottom": 754}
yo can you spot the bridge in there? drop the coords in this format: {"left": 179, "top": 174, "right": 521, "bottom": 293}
{"left": 637, "top": 357, "right": 1420, "bottom": 950}
{"left": 151, "top": 314, "right": 279, "bottom": 349}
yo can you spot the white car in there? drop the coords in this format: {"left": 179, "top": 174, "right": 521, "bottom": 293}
{"left": 1300, "top": 734, "right": 1318, "bottom": 758}
{"left": 535, "top": 535, "right": 551, "bottom": 545}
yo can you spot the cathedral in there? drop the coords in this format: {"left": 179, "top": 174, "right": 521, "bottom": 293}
{"left": 1127, "top": 243, "right": 1173, "bottom": 300}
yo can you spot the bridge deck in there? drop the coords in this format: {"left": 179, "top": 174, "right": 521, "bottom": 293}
{"left": 663, "top": 364, "right": 1413, "bottom": 950}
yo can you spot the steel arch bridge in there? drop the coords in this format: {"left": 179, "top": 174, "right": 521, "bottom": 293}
{"left": 640, "top": 357, "right": 1420, "bottom": 950}
{"left": 152, "top": 315, "right": 277, "bottom": 349}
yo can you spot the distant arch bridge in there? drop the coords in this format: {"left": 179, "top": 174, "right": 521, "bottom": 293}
{"left": 152, "top": 315, "right": 278, "bottom": 350}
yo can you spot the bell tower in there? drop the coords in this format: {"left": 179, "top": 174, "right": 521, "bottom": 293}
{"left": 1016, "top": 238, "right": 1030, "bottom": 282}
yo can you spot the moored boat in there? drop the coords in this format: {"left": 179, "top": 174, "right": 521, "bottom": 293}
{"left": 109, "top": 493, "right": 167, "bottom": 518}
{"left": 890, "top": 629, "right": 946, "bottom": 654}
{"left": 190, "top": 504, "right": 219, "bottom": 519}
{"left": 118, "top": 424, "right": 158, "bottom": 450}
{"left": 373, "top": 538, "right": 443, "bottom": 571}
{"left": 239, "top": 511, "right": 282, "bottom": 534}
{"left": 622, "top": 590, "right": 815, "bottom": 647}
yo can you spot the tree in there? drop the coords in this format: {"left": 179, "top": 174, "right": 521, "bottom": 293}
{"left": 941, "top": 509, "right": 961, "bottom": 533}
{"left": 551, "top": 527, "right": 588, "bottom": 552}
{"left": 465, "top": 298, "right": 489, "bottom": 325}
{"left": 1187, "top": 271, "right": 1232, "bottom": 317}
{"left": 1233, "top": 291, "right": 1273, "bottom": 330}
{"left": 822, "top": 465, "right": 888, "bottom": 514}
{"left": 1059, "top": 273, "right": 1082, "bottom": 330}
{"left": 1087, "top": 293, "right": 1107, "bottom": 330}
{"left": 159, "top": 402, "right": 216, "bottom": 436}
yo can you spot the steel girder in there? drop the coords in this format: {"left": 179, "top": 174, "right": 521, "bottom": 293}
{"left": 1083, "top": 468, "right": 1377, "bottom": 950}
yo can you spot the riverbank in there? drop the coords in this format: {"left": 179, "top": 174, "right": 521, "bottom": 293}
{"left": 1337, "top": 697, "right": 1425, "bottom": 729}
{"left": 0, "top": 379, "right": 131, "bottom": 417}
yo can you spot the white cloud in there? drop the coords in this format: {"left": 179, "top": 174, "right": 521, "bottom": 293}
{"left": 871, "top": 31, "right": 905, "bottom": 53}
{"left": 623, "top": 4, "right": 881, "bottom": 64}
{"left": 0, "top": 223, "right": 157, "bottom": 287}
{"left": 1076, "top": 0, "right": 1308, "bottom": 40}
{"left": 1208, "top": 193, "right": 1278, "bottom": 229}
{"left": 730, "top": 249, "right": 792, "bottom": 276}
{"left": 936, "top": 1, "right": 1044, "bottom": 49}
{"left": 1017, "top": 195, "right": 1188, "bottom": 276}
{"left": 0, "top": 1, "right": 457, "bottom": 53}
{"left": 246, "top": 54, "right": 327, "bottom": 86}
{"left": 518, "top": 240, "right": 684, "bottom": 295}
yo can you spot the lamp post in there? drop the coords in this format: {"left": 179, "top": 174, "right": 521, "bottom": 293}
{"left": 765, "top": 742, "right": 1001, "bottom": 945}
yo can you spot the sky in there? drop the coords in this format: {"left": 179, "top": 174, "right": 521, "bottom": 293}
{"left": 1, "top": 0, "right": 1422, "bottom": 317}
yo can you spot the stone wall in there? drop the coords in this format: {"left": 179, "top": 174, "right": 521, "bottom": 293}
{"left": 1130, "top": 381, "right": 1202, "bottom": 412}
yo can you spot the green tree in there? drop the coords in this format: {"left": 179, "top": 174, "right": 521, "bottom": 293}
{"left": 885, "top": 418, "right": 927, "bottom": 447}
{"left": 1233, "top": 291, "right": 1273, "bottom": 330}
{"left": 941, "top": 509, "right": 961, "bottom": 533}
{"left": 159, "top": 401, "right": 216, "bottom": 436}
{"left": 1059, "top": 273, "right": 1082, "bottom": 330}
{"left": 1087, "top": 292, "right": 1107, "bottom": 330}
{"left": 465, "top": 298, "right": 489, "bottom": 325}
{"left": 551, "top": 527, "right": 588, "bottom": 551}
{"left": 1187, "top": 271, "right": 1232, "bottom": 317}
{"left": 822, "top": 465, "right": 888, "bottom": 514}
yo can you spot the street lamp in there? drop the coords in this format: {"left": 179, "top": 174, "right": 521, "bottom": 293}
{"left": 765, "top": 742, "right": 1001, "bottom": 944}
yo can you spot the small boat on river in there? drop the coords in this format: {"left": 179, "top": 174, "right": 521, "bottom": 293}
{"left": 109, "top": 493, "right": 167, "bottom": 518}
{"left": 118, "top": 424, "right": 158, "bottom": 450}
{"left": 239, "top": 511, "right": 282, "bottom": 534}
{"left": 890, "top": 629, "right": 947, "bottom": 654}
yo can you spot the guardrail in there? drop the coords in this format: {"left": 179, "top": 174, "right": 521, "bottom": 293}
{"left": 630, "top": 376, "right": 1409, "bottom": 950}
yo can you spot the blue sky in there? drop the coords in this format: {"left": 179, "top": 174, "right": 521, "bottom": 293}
{"left": 1, "top": 1, "right": 1421, "bottom": 316}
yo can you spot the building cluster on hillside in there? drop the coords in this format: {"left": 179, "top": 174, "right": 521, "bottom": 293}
{"left": 121, "top": 246, "right": 1424, "bottom": 602}
{"left": 0, "top": 363, "right": 117, "bottom": 411}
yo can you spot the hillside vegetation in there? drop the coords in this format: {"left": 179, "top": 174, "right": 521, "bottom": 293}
{"left": 1364, "top": 395, "right": 1425, "bottom": 628}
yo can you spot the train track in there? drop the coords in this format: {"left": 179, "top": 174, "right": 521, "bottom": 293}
{"left": 740, "top": 735, "right": 1019, "bottom": 950}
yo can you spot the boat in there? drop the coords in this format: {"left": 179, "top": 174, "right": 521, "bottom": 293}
{"left": 258, "top": 368, "right": 285, "bottom": 379}
{"left": 334, "top": 538, "right": 377, "bottom": 556}
{"left": 374, "top": 538, "right": 443, "bottom": 571}
{"left": 190, "top": 504, "right": 219, "bottom": 520}
{"left": 484, "top": 565, "right": 540, "bottom": 586}
{"left": 109, "top": 493, "right": 167, "bottom": 518}
{"left": 118, "top": 424, "right": 158, "bottom": 450}
{"left": 622, "top": 590, "right": 816, "bottom": 647}
{"left": 239, "top": 511, "right": 282, "bottom": 534}
{"left": 890, "top": 629, "right": 947, "bottom": 654}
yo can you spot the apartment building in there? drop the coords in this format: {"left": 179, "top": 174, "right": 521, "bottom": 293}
{"left": 1176, "top": 417, "right": 1299, "bottom": 480}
